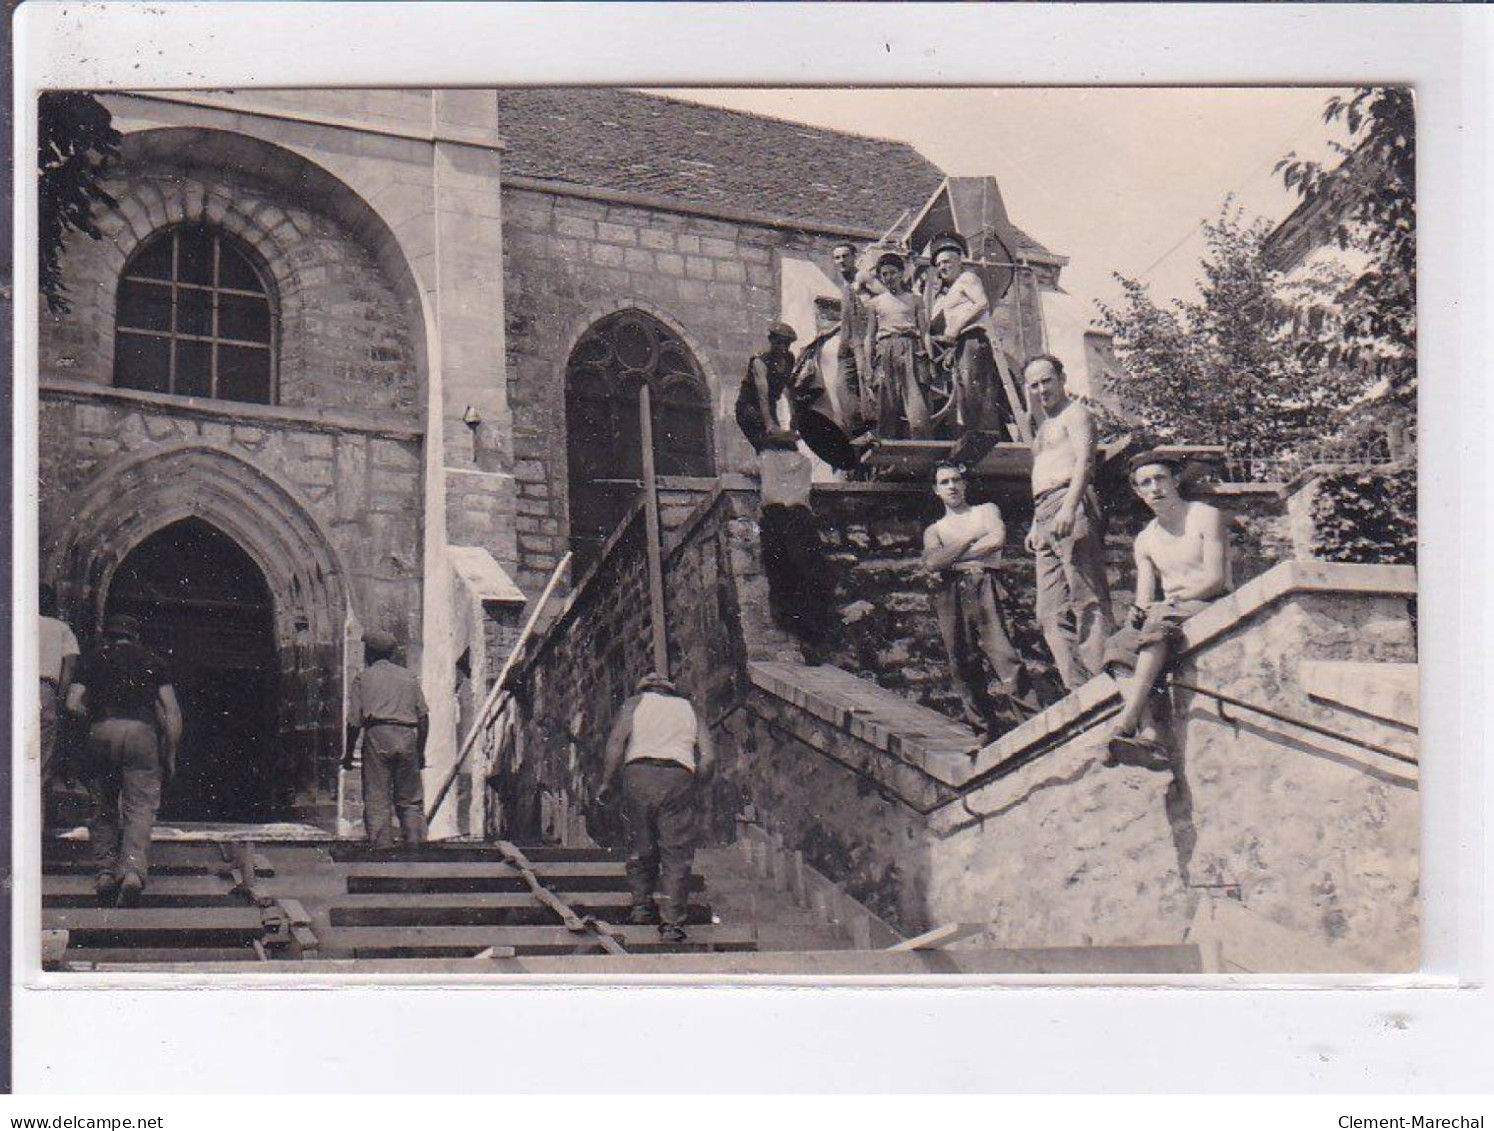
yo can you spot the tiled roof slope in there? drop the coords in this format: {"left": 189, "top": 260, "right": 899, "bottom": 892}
{"left": 495, "top": 88, "right": 1053, "bottom": 256}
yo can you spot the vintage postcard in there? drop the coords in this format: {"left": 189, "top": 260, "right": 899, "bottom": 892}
{"left": 30, "top": 81, "right": 1418, "bottom": 980}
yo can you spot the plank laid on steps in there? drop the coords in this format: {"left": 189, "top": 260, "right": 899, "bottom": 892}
{"left": 326, "top": 845, "right": 627, "bottom": 864}
{"left": 345, "top": 872, "right": 704, "bottom": 895}
{"left": 44, "top": 908, "right": 268, "bottom": 932}
{"left": 319, "top": 926, "right": 758, "bottom": 953}
{"left": 43, "top": 861, "right": 271, "bottom": 878}
{"left": 56, "top": 947, "right": 266, "bottom": 966}
{"left": 43, "top": 893, "right": 250, "bottom": 910}
{"left": 329, "top": 896, "right": 714, "bottom": 928}
{"left": 43, "top": 874, "right": 236, "bottom": 898}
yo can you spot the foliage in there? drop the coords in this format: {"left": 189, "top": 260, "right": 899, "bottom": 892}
{"left": 1308, "top": 467, "right": 1417, "bottom": 566}
{"left": 1276, "top": 87, "right": 1416, "bottom": 403}
{"left": 1096, "top": 206, "right": 1364, "bottom": 481}
{"left": 39, "top": 92, "right": 120, "bottom": 314}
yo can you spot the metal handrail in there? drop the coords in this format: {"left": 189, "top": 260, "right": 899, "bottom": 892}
{"left": 1170, "top": 679, "right": 1418, "bottom": 766}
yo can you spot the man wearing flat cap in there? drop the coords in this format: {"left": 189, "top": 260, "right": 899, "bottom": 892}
{"left": 925, "top": 231, "right": 1005, "bottom": 439}
{"left": 346, "top": 628, "right": 429, "bottom": 847}
{"left": 1102, "top": 452, "right": 1229, "bottom": 764}
{"left": 863, "top": 250, "right": 933, "bottom": 439}
{"left": 598, "top": 672, "right": 716, "bottom": 943}
{"left": 65, "top": 611, "right": 183, "bottom": 906}
{"left": 735, "top": 321, "right": 836, "bottom": 665}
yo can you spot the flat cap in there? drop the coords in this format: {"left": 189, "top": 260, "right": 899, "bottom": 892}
{"left": 637, "top": 671, "right": 679, "bottom": 695}
{"left": 1127, "top": 450, "right": 1184, "bottom": 478}
{"left": 363, "top": 629, "right": 399, "bottom": 656}
{"left": 767, "top": 321, "right": 798, "bottom": 343}
{"left": 102, "top": 612, "right": 142, "bottom": 638}
{"left": 929, "top": 231, "right": 969, "bottom": 260}
{"left": 875, "top": 251, "right": 906, "bottom": 272}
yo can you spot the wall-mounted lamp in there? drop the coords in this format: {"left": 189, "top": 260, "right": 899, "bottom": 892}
{"left": 462, "top": 405, "right": 482, "bottom": 429}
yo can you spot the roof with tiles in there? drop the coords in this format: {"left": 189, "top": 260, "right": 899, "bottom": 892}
{"left": 494, "top": 88, "right": 1055, "bottom": 257}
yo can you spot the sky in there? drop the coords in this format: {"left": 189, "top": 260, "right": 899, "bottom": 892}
{"left": 652, "top": 86, "right": 1355, "bottom": 328}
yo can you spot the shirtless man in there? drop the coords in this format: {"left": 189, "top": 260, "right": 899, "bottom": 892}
{"left": 923, "top": 462, "right": 1036, "bottom": 738}
{"left": 1024, "top": 354, "right": 1114, "bottom": 690}
{"left": 926, "top": 233, "right": 1002, "bottom": 436}
{"left": 862, "top": 251, "right": 932, "bottom": 439}
{"left": 1103, "top": 452, "right": 1229, "bottom": 762}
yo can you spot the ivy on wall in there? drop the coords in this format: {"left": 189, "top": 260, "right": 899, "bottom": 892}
{"left": 1309, "top": 467, "right": 1418, "bottom": 565}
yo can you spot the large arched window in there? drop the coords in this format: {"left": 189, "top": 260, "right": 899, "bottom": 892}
{"left": 114, "top": 224, "right": 276, "bottom": 404}
{"left": 565, "top": 311, "right": 714, "bottom": 572}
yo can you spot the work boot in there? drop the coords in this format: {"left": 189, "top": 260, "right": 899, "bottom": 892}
{"left": 116, "top": 871, "right": 144, "bottom": 909}
{"left": 94, "top": 872, "right": 120, "bottom": 907}
{"left": 628, "top": 902, "right": 661, "bottom": 926}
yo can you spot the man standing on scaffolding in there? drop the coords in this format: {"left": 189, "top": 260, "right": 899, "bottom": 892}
{"left": 926, "top": 232, "right": 1006, "bottom": 444}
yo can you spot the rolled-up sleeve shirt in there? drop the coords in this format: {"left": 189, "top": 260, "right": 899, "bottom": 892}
{"left": 349, "top": 660, "right": 428, "bottom": 728}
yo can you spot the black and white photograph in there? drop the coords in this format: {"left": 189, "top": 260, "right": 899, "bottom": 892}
{"left": 28, "top": 79, "right": 1419, "bottom": 980}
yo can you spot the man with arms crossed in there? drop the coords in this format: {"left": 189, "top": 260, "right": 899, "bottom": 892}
{"left": 1025, "top": 354, "right": 1114, "bottom": 691}
{"left": 1103, "top": 452, "right": 1229, "bottom": 762}
{"left": 923, "top": 462, "right": 1037, "bottom": 740}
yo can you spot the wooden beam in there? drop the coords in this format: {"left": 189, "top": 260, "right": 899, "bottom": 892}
{"left": 887, "top": 922, "right": 989, "bottom": 952}
{"left": 638, "top": 383, "right": 670, "bottom": 675}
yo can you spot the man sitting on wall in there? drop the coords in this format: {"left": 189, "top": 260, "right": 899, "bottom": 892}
{"left": 923, "top": 461, "right": 1039, "bottom": 741}
{"left": 1103, "top": 452, "right": 1229, "bottom": 764}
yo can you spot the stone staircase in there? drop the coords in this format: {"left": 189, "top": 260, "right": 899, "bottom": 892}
{"left": 41, "top": 832, "right": 880, "bottom": 970}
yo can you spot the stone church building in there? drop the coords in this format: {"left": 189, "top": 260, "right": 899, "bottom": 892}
{"left": 38, "top": 87, "right": 1066, "bottom": 835}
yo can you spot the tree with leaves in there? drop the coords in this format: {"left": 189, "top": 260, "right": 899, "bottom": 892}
{"left": 1276, "top": 87, "right": 1416, "bottom": 405}
{"left": 39, "top": 92, "right": 120, "bottom": 314}
{"left": 1097, "top": 206, "right": 1364, "bottom": 481}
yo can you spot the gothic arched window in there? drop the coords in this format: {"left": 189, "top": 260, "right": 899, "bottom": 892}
{"left": 114, "top": 224, "right": 276, "bottom": 404}
{"left": 565, "top": 311, "right": 714, "bottom": 572}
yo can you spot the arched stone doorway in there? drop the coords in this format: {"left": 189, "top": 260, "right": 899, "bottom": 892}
{"left": 105, "top": 518, "right": 280, "bottom": 820}
{"left": 48, "top": 444, "right": 353, "bottom": 827}
{"left": 565, "top": 310, "right": 715, "bottom": 573}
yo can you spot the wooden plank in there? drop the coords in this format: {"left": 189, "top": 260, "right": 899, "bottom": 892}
{"left": 324, "top": 845, "right": 626, "bottom": 864}
{"left": 887, "top": 922, "right": 988, "bottom": 952}
{"left": 42, "top": 929, "right": 69, "bottom": 965}
{"left": 329, "top": 896, "right": 713, "bottom": 929}
{"left": 44, "top": 908, "right": 267, "bottom": 931}
{"left": 58, "top": 947, "right": 265, "bottom": 966}
{"left": 43, "top": 874, "right": 234, "bottom": 898}
{"left": 321, "top": 925, "right": 757, "bottom": 948}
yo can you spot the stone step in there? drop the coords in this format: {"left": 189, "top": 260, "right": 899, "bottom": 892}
{"left": 346, "top": 871, "right": 704, "bottom": 895}
{"left": 328, "top": 893, "right": 714, "bottom": 928}
{"left": 44, "top": 907, "right": 271, "bottom": 949}
{"left": 43, "top": 874, "right": 236, "bottom": 899}
{"left": 54, "top": 946, "right": 267, "bottom": 966}
{"left": 44, "top": 892, "right": 250, "bottom": 910}
{"left": 325, "top": 845, "right": 626, "bottom": 864}
{"left": 319, "top": 925, "right": 757, "bottom": 958}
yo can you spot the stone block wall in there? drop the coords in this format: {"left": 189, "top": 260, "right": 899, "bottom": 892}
{"left": 735, "top": 562, "right": 1420, "bottom": 969}
{"left": 39, "top": 161, "right": 421, "bottom": 415}
{"left": 502, "top": 184, "right": 855, "bottom": 599}
{"left": 37, "top": 391, "right": 424, "bottom": 645}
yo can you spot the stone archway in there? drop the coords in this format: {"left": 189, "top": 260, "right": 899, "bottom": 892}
{"left": 48, "top": 443, "right": 353, "bottom": 825}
